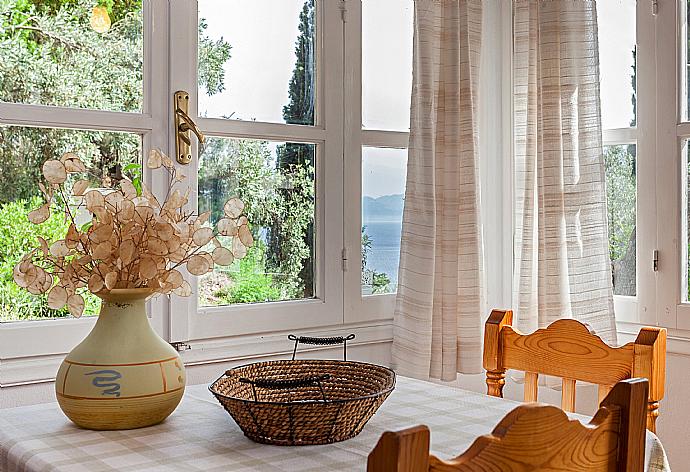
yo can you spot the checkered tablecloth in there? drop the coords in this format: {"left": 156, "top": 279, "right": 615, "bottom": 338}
{"left": 0, "top": 376, "right": 670, "bottom": 471}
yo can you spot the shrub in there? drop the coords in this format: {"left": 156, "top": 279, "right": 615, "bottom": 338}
{"left": 213, "top": 243, "right": 281, "bottom": 304}
{"left": 0, "top": 198, "right": 100, "bottom": 320}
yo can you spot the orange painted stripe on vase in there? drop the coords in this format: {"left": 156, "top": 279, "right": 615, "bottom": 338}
{"left": 64, "top": 356, "right": 178, "bottom": 367}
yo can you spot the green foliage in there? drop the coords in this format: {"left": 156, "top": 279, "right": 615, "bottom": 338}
{"left": 198, "top": 137, "right": 314, "bottom": 301}
{"left": 0, "top": 0, "right": 232, "bottom": 319}
{"left": 361, "top": 226, "right": 393, "bottom": 295}
{"left": 213, "top": 244, "right": 280, "bottom": 304}
{"left": 198, "top": 18, "right": 232, "bottom": 97}
{"left": 0, "top": 197, "right": 100, "bottom": 320}
{"left": 372, "top": 272, "right": 391, "bottom": 294}
{"left": 604, "top": 145, "right": 636, "bottom": 262}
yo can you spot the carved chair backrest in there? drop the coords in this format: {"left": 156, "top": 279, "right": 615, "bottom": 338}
{"left": 482, "top": 309, "right": 666, "bottom": 432}
{"left": 367, "top": 379, "right": 648, "bottom": 472}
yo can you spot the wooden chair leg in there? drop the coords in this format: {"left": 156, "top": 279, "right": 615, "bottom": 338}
{"left": 647, "top": 401, "right": 659, "bottom": 433}
{"left": 486, "top": 369, "right": 506, "bottom": 397}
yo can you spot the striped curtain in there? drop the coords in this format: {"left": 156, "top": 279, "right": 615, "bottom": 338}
{"left": 391, "top": 0, "right": 485, "bottom": 381}
{"left": 513, "top": 0, "right": 617, "bottom": 344}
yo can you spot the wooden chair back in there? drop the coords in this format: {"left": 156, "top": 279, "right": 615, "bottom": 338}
{"left": 367, "top": 378, "right": 648, "bottom": 472}
{"left": 482, "top": 309, "right": 666, "bottom": 432}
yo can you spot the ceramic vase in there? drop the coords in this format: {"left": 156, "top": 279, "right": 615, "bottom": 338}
{"left": 55, "top": 289, "right": 185, "bottom": 430}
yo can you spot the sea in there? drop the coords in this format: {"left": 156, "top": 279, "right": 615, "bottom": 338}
{"left": 363, "top": 220, "right": 403, "bottom": 285}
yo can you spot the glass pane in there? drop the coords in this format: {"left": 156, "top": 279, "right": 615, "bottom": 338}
{"left": 0, "top": 126, "right": 142, "bottom": 322}
{"left": 198, "top": 137, "right": 315, "bottom": 306}
{"left": 597, "top": 0, "right": 636, "bottom": 129}
{"left": 0, "top": 0, "right": 143, "bottom": 112}
{"left": 604, "top": 144, "right": 637, "bottom": 296}
{"left": 362, "top": 0, "right": 413, "bottom": 131}
{"left": 198, "top": 0, "right": 316, "bottom": 125}
{"left": 362, "top": 147, "right": 407, "bottom": 295}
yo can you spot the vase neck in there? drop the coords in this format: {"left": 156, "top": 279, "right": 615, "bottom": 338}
{"left": 92, "top": 298, "right": 153, "bottom": 336}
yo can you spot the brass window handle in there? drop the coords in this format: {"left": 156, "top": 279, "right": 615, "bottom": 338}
{"left": 174, "top": 91, "right": 205, "bottom": 165}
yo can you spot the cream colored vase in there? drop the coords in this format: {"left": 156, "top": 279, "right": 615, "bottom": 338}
{"left": 55, "top": 289, "right": 185, "bottom": 430}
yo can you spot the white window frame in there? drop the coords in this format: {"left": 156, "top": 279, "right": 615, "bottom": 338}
{"left": 167, "top": 0, "right": 345, "bottom": 344}
{"left": 0, "top": 0, "right": 170, "bottom": 385}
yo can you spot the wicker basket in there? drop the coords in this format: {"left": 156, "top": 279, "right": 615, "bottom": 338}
{"left": 209, "top": 335, "right": 396, "bottom": 446}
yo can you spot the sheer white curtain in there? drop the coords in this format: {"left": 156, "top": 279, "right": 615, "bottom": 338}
{"left": 513, "top": 0, "right": 617, "bottom": 344}
{"left": 391, "top": 0, "right": 485, "bottom": 381}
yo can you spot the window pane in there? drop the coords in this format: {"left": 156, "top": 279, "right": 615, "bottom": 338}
{"left": 362, "top": 147, "right": 407, "bottom": 295}
{"left": 0, "top": 126, "right": 142, "bottom": 321}
{"left": 198, "top": 0, "right": 316, "bottom": 125}
{"left": 362, "top": 0, "right": 413, "bottom": 131}
{"left": 198, "top": 137, "right": 315, "bottom": 306}
{"left": 604, "top": 144, "right": 636, "bottom": 296}
{"left": 597, "top": 0, "right": 636, "bottom": 129}
{"left": 0, "top": 1, "right": 143, "bottom": 112}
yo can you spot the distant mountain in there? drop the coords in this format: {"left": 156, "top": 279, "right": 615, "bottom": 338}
{"left": 362, "top": 194, "right": 404, "bottom": 223}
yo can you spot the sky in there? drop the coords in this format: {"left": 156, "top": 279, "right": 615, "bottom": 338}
{"left": 197, "top": 0, "right": 635, "bottom": 198}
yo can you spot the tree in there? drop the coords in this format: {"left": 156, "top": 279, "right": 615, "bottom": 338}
{"left": 0, "top": 0, "right": 232, "bottom": 319}
{"left": 0, "top": 0, "right": 231, "bottom": 204}
{"left": 271, "top": 0, "right": 317, "bottom": 297}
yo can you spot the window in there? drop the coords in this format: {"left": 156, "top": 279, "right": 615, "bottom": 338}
{"left": 356, "top": 0, "right": 412, "bottom": 305}
{"left": 597, "top": 0, "right": 638, "bottom": 304}
{"left": 0, "top": 0, "right": 168, "bottom": 381}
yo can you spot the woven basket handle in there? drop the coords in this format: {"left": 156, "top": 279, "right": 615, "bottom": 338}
{"left": 239, "top": 374, "right": 331, "bottom": 401}
{"left": 287, "top": 334, "right": 356, "bottom": 361}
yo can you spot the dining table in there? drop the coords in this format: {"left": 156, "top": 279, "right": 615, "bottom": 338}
{"left": 0, "top": 376, "right": 671, "bottom": 471}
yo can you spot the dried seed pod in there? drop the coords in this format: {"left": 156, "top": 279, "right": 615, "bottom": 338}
{"left": 63, "top": 155, "right": 86, "bottom": 173}
{"left": 92, "top": 241, "right": 112, "bottom": 260}
{"left": 119, "top": 239, "right": 136, "bottom": 266}
{"left": 187, "top": 254, "right": 211, "bottom": 276}
{"left": 146, "top": 238, "right": 168, "bottom": 256}
{"left": 28, "top": 204, "right": 50, "bottom": 224}
{"left": 232, "top": 238, "right": 247, "bottom": 259}
{"left": 47, "top": 285, "right": 68, "bottom": 310}
{"left": 50, "top": 240, "right": 70, "bottom": 258}
{"left": 13, "top": 262, "right": 38, "bottom": 288}
{"left": 192, "top": 227, "right": 214, "bottom": 247}
{"left": 147, "top": 149, "right": 163, "bottom": 169}
{"left": 216, "top": 218, "right": 237, "bottom": 236}
{"left": 223, "top": 198, "right": 244, "bottom": 218}
{"left": 173, "top": 280, "right": 192, "bottom": 297}
{"left": 42, "top": 160, "right": 67, "bottom": 184}
{"left": 104, "top": 271, "right": 118, "bottom": 290}
{"left": 121, "top": 180, "right": 137, "bottom": 200}
{"left": 65, "top": 224, "right": 80, "bottom": 249}
{"left": 72, "top": 179, "right": 90, "bottom": 196}
{"left": 67, "top": 293, "right": 85, "bottom": 318}
{"left": 88, "top": 273, "right": 104, "bottom": 293}
{"left": 85, "top": 190, "right": 105, "bottom": 211}
{"left": 163, "top": 269, "right": 184, "bottom": 289}
{"left": 212, "top": 247, "right": 234, "bottom": 266}
{"left": 139, "top": 257, "right": 158, "bottom": 280}
{"left": 238, "top": 225, "right": 254, "bottom": 247}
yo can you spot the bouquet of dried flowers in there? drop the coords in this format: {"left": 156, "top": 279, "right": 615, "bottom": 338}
{"left": 13, "top": 150, "right": 252, "bottom": 317}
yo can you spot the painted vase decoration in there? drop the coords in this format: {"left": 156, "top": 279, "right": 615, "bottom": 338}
{"left": 55, "top": 289, "right": 185, "bottom": 430}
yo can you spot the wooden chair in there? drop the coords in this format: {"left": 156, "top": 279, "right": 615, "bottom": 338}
{"left": 367, "top": 378, "right": 648, "bottom": 472}
{"left": 483, "top": 309, "right": 666, "bottom": 432}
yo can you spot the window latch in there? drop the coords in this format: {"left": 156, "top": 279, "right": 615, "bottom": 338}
{"left": 174, "top": 91, "right": 205, "bottom": 165}
{"left": 342, "top": 247, "right": 348, "bottom": 271}
{"left": 653, "top": 250, "right": 659, "bottom": 272}
{"left": 652, "top": 0, "right": 658, "bottom": 15}
{"left": 170, "top": 342, "right": 192, "bottom": 352}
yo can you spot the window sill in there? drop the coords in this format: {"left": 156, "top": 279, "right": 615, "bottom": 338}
{"left": 0, "top": 320, "right": 394, "bottom": 387}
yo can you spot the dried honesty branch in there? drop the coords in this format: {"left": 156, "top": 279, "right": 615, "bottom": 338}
{"left": 13, "top": 150, "right": 253, "bottom": 317}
